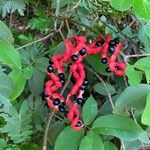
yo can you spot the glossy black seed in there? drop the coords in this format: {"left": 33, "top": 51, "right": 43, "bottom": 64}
{"left": 114, "top": 38, "right": 119, "bottom": 44}
{"left": 83, "top": 79, "right": 88, "bottom": 85}
{"left": 96, "top": 40, "right": 105, "bottom": 47}
{"left": 101, "top": 57, "right": 107, "bottom": 64}
{"left": 67, "top": 63, "right": 72, "bottom": 70}
{"left": 47, "top": 65, "right": 53, "bottom": 73}
{"left": 58, "top": 73, "right": 65, "bottom": 79}
{"left": 80, "top": 85, "right": 86, "bottom": 90}
{"left": 41, "top": 91, "right": 48, "bottom": 97}
{"left": 71, "top": 55, "right": 78, "bottom": 61}
{"left": 49, "top": 59, "right": 54, "bottom": 65}
{"left": 59, "top": 105, "right": 65, "bottom": 113}
{"left": 105, "top": 67, "right": 111, "bottom": 73}
{"left": 53, "top": 98, "right": 61, "bottom": 106}
{"left": 109, "top": 40, "right": 116, "bottom": 46}
{"left": 76, "top": 98, "right": 84, "bottom": 105}
{"left": 64, "top": 111, "right": 68, "bottom": 117}
{"left": 75, "top": 121, "right": 82, "bottom": 127}
{"left": 60, "top": 79, "right": 65, "bottom": 85}
{"left": 109, "top": 46, "right": 115, "bottom": 54}
{"left": 79, "top": 48, "right": 86, "bottom": 56}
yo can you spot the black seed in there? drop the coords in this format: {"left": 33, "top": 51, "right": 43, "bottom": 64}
{"left": 83, "top": 79, "right": 88, "bottom": 85}
{"left": 64, "top": 111, "right": 68, "bottom": 117}
{"left": 101, "top": 57, "right": 107, "bottom": 64}
{"left": 76, "top": 98, "right": 84, "bottom": 105}
{"left": 59, "top": 105, "right": 65, "bottom": 113}
{"left": 79, "top": 48, "right": 86, "bottom": 56}
{"left": 109, "top": 40, "right": 116, "bottom": 46}
{"left": 49, "top": 59, "right": 54, "bottom": 65}
{"left": 105, "top": 67, "right": 111, "bottom": 73}
{"left": 67, "top": 63, "right": 72, "bottom": 70}
{"left": 114, "top": 38, "right": 120, "bottom": 44}
{"left": 58, "top": 73, "right": 65, "bottom": 79}
{"left": 60, "top": 79, "right": 65, "bottom": 85}
{"left": 47, "top": 65, "right": 53, "bottom": 73}
{"left": 75, "top": 121, "right": 82, "bottom": 127}
{"left": 71, "top": 55, "right": 78, "bottom": 61}
{"left": 96, "top": 40, "right": 105, "bottom": 47}
{"left": 115, "top": 66, "right": 121, "bottom": 70}
{"left": 80, "top": 85, "right": 86, "bottom": 90}
{"left": 41, "top": 91, "right": 48, "bottom": 97}
{"left": 53, "top": 98, "right": 61, "bottom": 106}
{"left": 109, "top": 46, "right": 115, "bottom": 54}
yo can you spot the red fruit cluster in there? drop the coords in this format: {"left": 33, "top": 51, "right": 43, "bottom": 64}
{"left": 44, "top": 35, "right": 126, "bottom": 130}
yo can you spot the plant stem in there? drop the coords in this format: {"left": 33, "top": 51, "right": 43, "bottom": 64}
{"left": 42, "top": 73, "right": 72, "bottom": 150}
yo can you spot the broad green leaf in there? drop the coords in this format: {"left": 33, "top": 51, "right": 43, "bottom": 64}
{"left": 9, "top": 70, "right": 26, "bottom": 100}
{"left": 0, "top": 40, "right": 21, "bottom": 70}
{"left": 28, "top": 68, "right": 45, "bottom": 95}
{"left": 79, "top": 131, "right": 104, "bottom": 150}
{"left": 86, "top": 54, "right": 110, "bottom": 76}
{"left": 22, "top": 66, "right": 33, "bottom": 79}
{"left": 134, "top": 57, "right": 150, "bottom": 71}
{"left": 125, "top": 64, "right": 142, "bottom": 85}
{"left": 0, "top": 71, "right": 14, "bottom": 97}
{"left": 0, "top": 20, "right": 14, "bottom": 44}
{"left": 124, "top": 141, "right": 141, "bottom": 150}
{"left": 82, "top": 96, "right": 98, "bottom": 125}
{"left": 92, "top": 114, "right": 144, "bottom": 141}
{"left": 93, "top": 82, "right": 116, "bottom": 96}
{"left": 114, "top": 84, "right": 150, "bottom": 113}
{"left": 143, "top": 24, "right": 150, "bottom": 38}
{"left": 103, "top": 141, "right": 117, "bottom": 150}
{"left": 0, "top": 139, "right": 7, "bottom": 149}
{"left": 141, "top": 93, "right": 150, "bottom": 125}
{"left": 110, "top": 0, "right": 133, "bottom": 11}
{"left": 133, "top": 0, "right": 150, "bottom": 21}
{"left": 35, "top": 57, "right": 49, "bottom": 72}
{"left": 54, "top": 126, "right": 84, "bottom": 150}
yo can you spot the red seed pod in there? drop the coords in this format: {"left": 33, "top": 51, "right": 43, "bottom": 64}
{"left": 44, "top": 35, "right": 126, "bottom": 131}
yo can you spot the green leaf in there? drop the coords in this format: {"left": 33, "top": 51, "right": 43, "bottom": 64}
{"left": 9, "top": 70, "right": 26, "bottom": 100}
{"left": 141, "top": 93, "right": 150, "bottom": 125}
{"left": 0, "top": 20, "right": 14, "bottom": 43}
{"left": 134, "top": 57, "right": 150, "bottom": 71}
{"left": 143, "top": 24, "right": 150, "bottom": 38}
{"left": 34, "top": 57, "right": 49, "bottom": 72}
{"left": 79, "top": 131, "right": 104, "bottom": 150}
{"left": 92, "top": 114, "right": 144, "bottom": 141}
{"left": 28, "top": 68, "right": 45, "bottom": 95}
{"left": 103, "top": 141, "right": 117, "bottom": 150}
{"left": 82, "top": 96, "right": 98, "bottom": 125}
{"left": 110, "top": 0, "right": 133, "bottom": 11}
{"left": 125, "top": 64, "right": 142, "bottom": 85}
{"left": 54, "top": 126, "right": 84, "bottom": 150}
{"left": 114, "top": 84, "right": 150, "bottom": 114}
{"left": 93, "top": 82, "right": 116, "bottom": 96}
{"left": 0, "top": 139, "right": 7, "bottom": 149}
{"left": 0, "top": 100, "right": 33, "bottom": 143}
{"left": 22, "top": 66, "right": 33, "bottom": 79}
{"left": 86, "top": 54, "right": 110, "bottom": 76}
{"left": 0, "top": 71, "right": 14, "bottom": 97}
{"left": 0, "top": 39, "right": 21, "bottom": 70}
{"left": 133, "top": 0, "right": 150, "bottom": 21}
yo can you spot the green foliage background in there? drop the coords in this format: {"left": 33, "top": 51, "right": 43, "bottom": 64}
{"left": 0, "top": 0, "right": 150, "bottom": 149}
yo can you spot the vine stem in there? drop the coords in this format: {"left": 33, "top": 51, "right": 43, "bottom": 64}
{"left": 42, "top": 73, "right": 72, "bottom": 150}
{"left": 85, "top": 66, "right": 126, "bottom": 150}
{"left": 86, "top": 66, "right": 114, "bottom": 109}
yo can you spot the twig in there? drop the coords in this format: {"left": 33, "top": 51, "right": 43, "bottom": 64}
{"left": 42, "top": 73, "right": 72, "bottom": 150}
{"left": 62, "top": 0, "right": 81, "bottom": 14}
{"left": 54, "top": 0, "right": 60, "bottom": 30}
{"left": 17, "top": 32, "right": 56, "bottom": 50}
{"left": 85, "top": 66, "right": 115, "bottom": 109}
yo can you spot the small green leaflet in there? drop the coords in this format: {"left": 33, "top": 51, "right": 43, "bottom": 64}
{"left": 79, "top": 131, "right": 104, "bottom": 150}
{"left": 92, "top": 114, "right": 144, "bottom": 141}
{"left": 141, "top": 93, "right": 150, "bottom": 125}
